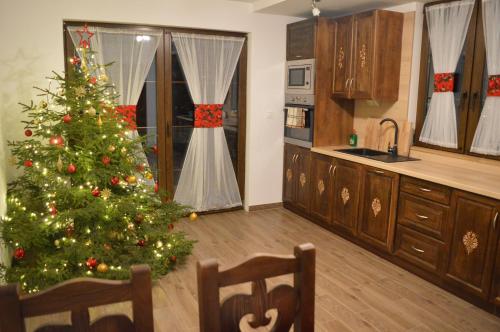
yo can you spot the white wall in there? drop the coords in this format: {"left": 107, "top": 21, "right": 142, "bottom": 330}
{"left": 0, "top": 0, "right": 300, "bottom": 215}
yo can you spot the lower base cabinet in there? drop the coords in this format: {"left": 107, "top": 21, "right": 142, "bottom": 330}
{"left": 358, "top": 167, "right": 399, "bottom": 252}
{"left": 284, "top": 147, "right": 500, "bottom": 314}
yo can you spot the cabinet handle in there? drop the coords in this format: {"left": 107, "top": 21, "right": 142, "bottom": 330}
{"left": 332, "top": 165, "right": 337, "bottom": 178}
{"left": 411, "top": 246, "right": 425, "bottom": 253}
{"left": 416, "top": 213, "right": 429, "bottom": 220}
{"left": 494, "top": 211, "right": 499, "bottom": 230}
{"left": 350, "top": 78, "right": 354, "bottom": 91}
{"left": 375, "top": 170, "right": 385, "bottom": 174}
{"left": 345, "top": 79, "right": 349, "bottom": 91}
{"left": 419, "top": 187, "right": 431, "bottom": 193}
{"left": 295, "top": 55, "right": 303, "bottom": 58}
{"left": 328, "top": 164, "right": 333, "bottom": 176}
{"left": 292, "top": 154, "right": 297, "bottom": 163}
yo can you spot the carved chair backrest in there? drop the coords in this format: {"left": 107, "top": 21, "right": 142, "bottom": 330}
{"left": 197, "top": 243, "right": 316, "bottom": 332}
{"left": 0, "top": 264, "right": 153, "bottom": 332}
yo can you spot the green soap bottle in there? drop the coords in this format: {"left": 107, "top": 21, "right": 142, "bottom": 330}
{"left": 349, "top": 131, "right": 358, "bottom": 147}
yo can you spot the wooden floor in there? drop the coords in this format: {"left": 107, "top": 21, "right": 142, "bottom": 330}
{"left": 27, "top": 207, "right": 500, "bottom": 331}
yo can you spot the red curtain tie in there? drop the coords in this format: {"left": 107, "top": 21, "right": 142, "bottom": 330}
{"left": 194, "top": 104, "right": 223, "bottom": 128}
{"left": 115, "top": 105, "right": 137, "bottom": 130}
{"left": 487, "top": 75, "right": 500, "bottom": 97}
{"left": 434, "top": 73, "right": 455, "bottom": 93}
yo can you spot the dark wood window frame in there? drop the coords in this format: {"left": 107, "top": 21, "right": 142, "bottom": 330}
{"left": 63, "top": 21, "right": 248, "bottom": 200}
{"left": 414, "top": 0, "right": 497, "bottom": 160}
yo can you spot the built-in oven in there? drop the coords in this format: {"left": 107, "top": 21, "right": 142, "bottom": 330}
{"left": 284, "top": 97, "right": 314, "bottom": 148}
{"left": 285, "top": 59, "right": 315, "bottom": 95}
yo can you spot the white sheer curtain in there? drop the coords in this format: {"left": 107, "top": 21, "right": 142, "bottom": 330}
{"left": 419, "top": 0, "right": 475, "bottom": 148}
{"left": 172, "top": 33, "right": 244, "bottom": 211}
{"left": 470, "top": 0, "right": 500, "bottom": 155}
{"left": 68, "top": 26, "right": 161, "bottom": 184}
{"left": 0, "top": 128, "right": 9, "bottom": 267}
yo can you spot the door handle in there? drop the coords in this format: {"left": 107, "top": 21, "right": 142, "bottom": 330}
{"left": 419, "top": 187, "right": 431, "bottom": 193}
{"left": 416, "top": 213, "right": 429, "bottom": 220}
{"left": 494, "top": 211, "right": 499, "bottom": 230}
{"left": 411, "top": 246, "right": 425, "bottom": 253}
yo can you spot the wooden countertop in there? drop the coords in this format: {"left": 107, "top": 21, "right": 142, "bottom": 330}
{"left": 311, "top": 146, "right": 500, "bottom": 200}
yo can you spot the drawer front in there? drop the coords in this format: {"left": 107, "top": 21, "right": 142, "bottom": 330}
{"left": 400, "top": 176, "right": 451, "bottom": 205}
{"left": 394, "top": 225, "right": 443, "bottom": 274}
{"left": 397, "top": 193, "right": 449, "bottom": 240}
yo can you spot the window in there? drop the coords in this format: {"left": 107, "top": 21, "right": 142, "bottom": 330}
{"left": 415, "top": 0, "right": 497, "bottom": 159}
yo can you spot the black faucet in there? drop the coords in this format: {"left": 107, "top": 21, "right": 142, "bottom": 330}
{"left": 379, "top": 118, "right": 399, "bottom": 157}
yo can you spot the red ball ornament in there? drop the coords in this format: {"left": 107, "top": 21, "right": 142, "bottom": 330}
{"left": 49, "top": 135, "right": 65, "bottom": 148}
{"left": 86, "top": 257, "right": 97, "bottom": 269}
{"left": 66, "top": 224, "right": 75, "bottom": 237}
{"left": 63, "top": 114, "right": 72, "bottom": 123}
{"left": 24, "top": 160, "right": 33, "bottom": 167}
{"left": 67, "top": 163, "right": 77, "bottom": 174}
{"left": 24, "top": 129, "right": 33, "bottom": 137}
{"left": 168, "top": 223, "right": 174, "bottom": 231}
{"left": 137, "top": 239, "right": 146, "bottom": 247}
{"left": 70, "top": 56, "right": 81, "bottom": 65}
{"left": 170, "top": 255, "right": 177, "bottom": 263}
{"left": 49, "top": 205, "right": 58, "bottom": 216}
{"left": 154, "top": 182, "right": 159, "bottom": 193}
{"left": 101, "top": 155, "right": 111, "bottom": 166}
{"left": 91, "top": 187, "right": 101, "bottom": 197}
{"left": 110, "top": 176, "right": 120, "bottom": 186}
{"left": 152, "top": 144, "right": 158, "bottom": 155}
{"left": 89, "top": 76, "right": 97, "bottom": 84}
{"left": 14, "top": 247, "right": 25, "bottom": 260}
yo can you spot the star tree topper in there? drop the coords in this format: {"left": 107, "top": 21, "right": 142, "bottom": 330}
{"left": 76, "top": 24, "right": 94, "bottom": 48}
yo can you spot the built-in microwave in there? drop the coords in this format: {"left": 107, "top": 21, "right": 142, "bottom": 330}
{"left": 285, "top": 59, "right": 315, "bottom": 95}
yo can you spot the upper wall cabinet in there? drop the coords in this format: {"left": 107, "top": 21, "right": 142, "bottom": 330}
{"left": 286, "top": 19, "right": 316, "bottom": 60}
{"left": 332, "top": 10, "right": 404, "bottom": 101}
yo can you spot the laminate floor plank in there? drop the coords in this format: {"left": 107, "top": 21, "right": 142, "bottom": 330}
{"left": 24, "top": 208, "right": 500, "bottom": 331}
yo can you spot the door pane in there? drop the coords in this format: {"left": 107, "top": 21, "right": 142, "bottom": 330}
{"left": 223, "top": 63, "right": 239, "bottom": 173}
{"left": 136, "top": 57, "right": 158, "bottom": 181}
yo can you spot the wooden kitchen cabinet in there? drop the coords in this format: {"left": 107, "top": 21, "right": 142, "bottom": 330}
{"left": 283, "top": 144, "right": 311, "bottom": 214}
{"left": 491, "top": 230, "right": 500, "bottom": 312}
{"left": 310, "top": 153, "right": 335, "bottom": 224}
{"left": 358, "top": 166, "right": 399, "bottom": 252}
{"left": 444, "top": 191, "right": 500, "bottom": 301}
{"left": 331, "top": 10, "right": 403, "bottom": 101}
{"left": 286, "top": 19, "right": 316, "bottom": 60}
{"left": 331, "top": 159, "right": 362, "bottom": 236}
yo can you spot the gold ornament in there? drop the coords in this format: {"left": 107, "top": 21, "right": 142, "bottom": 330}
{"left": 101, "top": 188, "right": 112, "bottom": 200}
{"left": 86, "top": 107, "right": 97, "bottom": 116}
{"left": 38, "top": 100, "right": 48, "bottom": 109}
{"left": 99, "top": 73, "right": 109, "bottom": 82}
{"left": 108, "top": 145, "right": 116, "bottom": 152}
{"left": 189, "top": 212, "right": 198, "bottom": 221}
{"left": 97, "top": 263, "right": 109, "bottom": 273}
{"left": 56, "top": 155, "right": 63, "bottom": 172}
{"left": 97, "top": 115, "right": 103, "bottom": 127}
{"left": 74, "top": 86, "right": 86, "bottom": 97}
{"left": 145, "top": 172, "right": 153, "bottom": 180}
{"left": 127, "top": 175, "right": 137, "bottom": 185}
{"left": 127, "top": 223, "right": 135, "bottom": 230}
{"left": 156, "top": 241, "right": 163, "bottom": 248}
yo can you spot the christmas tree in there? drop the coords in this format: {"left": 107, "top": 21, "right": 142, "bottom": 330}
{"left": 0, "top": 37, "right": 194, "bottom": 293}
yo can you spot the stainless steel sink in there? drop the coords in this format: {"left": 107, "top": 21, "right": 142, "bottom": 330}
{"left": 336, "top": 148, "right": 419, "bottom": 163}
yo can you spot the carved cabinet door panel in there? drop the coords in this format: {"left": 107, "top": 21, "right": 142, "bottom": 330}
{"left": 351, "top": 11, "right": 374, "bottom": 99}
{"left": 294, "top": 148, "right": 311, "bottom": 213}
{"left": 331, "top": 16, "right": 353, "bottom": 98}
{"left": 444, "top": 191, "right": 499, "bottom": 300}
{"left": 358, "top": 167, "right": 399, "bottom": 252}
{"left": 283, "top": 144, "right": 296, "bottom": 205}
{"left": 331, "top": 160, "right": 362, "bottom": 235}
{"left": 310, "top": 153, "right": 334, "bottom": 224}
{"left": 491, "top": 204, "right": 500, "bottom": 309}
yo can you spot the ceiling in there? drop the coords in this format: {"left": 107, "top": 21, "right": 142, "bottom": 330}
{"left": 230, "top": 0, "right": 427, "bottom": 18}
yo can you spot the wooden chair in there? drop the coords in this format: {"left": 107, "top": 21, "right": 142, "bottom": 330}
{"left": 197, "top": 243, "right": 316, "bottom": 332}
{"left": 0, "top": 264, "right": 153, "bottom": 332}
